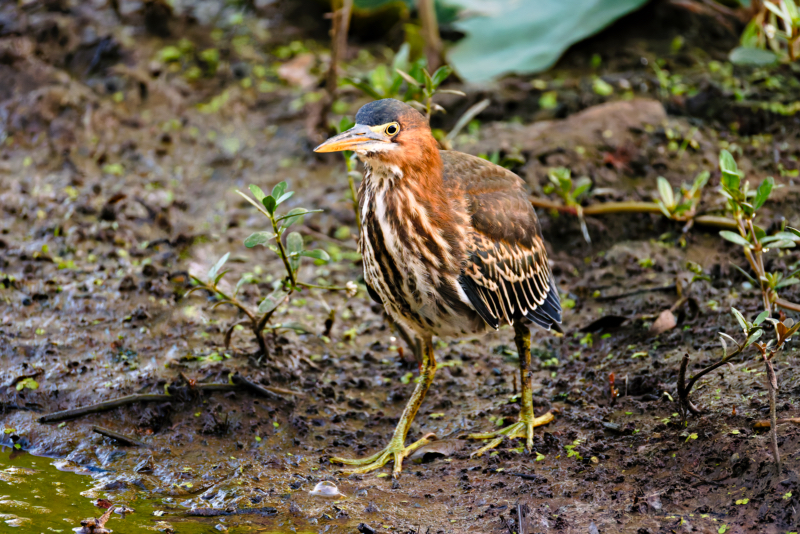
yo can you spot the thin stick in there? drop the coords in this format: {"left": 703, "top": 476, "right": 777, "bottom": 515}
{"left": 39, "top": 379, "right": 302, "bottom": 423}
{"left": 678, "top": 353, "right": 703, "bottom": 418}
{"left": 530, "top": 198, "right": 739, "bottom": 229}
{"left": 682, "top": 468, "right": 724, "bottom": 486}
{"left": 231, "top": 373, "right": 305, "bottom": 399}
{"left": 776, "top": 298, "right": 800, "bottom": 313}
{"left": 39, "top": 394, "right": 172, "bottom": 423}
{"left": 92, "top": 426, "right": 152, "bottom": 448}
{"left": 595, "top": 284, "right": 676, "bottom": 301}
{"left": 418, "top": 0, "right": 442, "bottom": 71}
{"left": 764, "top": 356, "right": 781, "bottom": 473}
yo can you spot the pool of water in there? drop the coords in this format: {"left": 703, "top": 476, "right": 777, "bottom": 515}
{"left": 0, "top": 447, "right": 316, "bottom": 534}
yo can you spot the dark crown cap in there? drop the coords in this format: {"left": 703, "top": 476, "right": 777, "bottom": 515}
{"left": 355, "top": 98, "right": 426, "bottom": 127}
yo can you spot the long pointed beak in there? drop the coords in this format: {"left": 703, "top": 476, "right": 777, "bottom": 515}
{"left": 314, "top": 124, "right": 388, "bottom": 153}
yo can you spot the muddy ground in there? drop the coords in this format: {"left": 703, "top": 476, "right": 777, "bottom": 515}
{"left": 2, "top": 1, "right": 800, "bottom": 533}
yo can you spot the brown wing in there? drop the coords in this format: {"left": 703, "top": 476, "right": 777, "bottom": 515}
{"left": 441, "top": 151, "right": 562, "bottom": 330}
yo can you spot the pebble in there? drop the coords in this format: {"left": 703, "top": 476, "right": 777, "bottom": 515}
{"left": 309, "top": 480, "right": 345, "bottom": 498}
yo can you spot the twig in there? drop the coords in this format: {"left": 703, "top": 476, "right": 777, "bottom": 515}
{"left": 763, "top": 354, "right": 781, "bottom": 472}
{"left": 677, "top": 353, "right": 703, "bottom": 419}
{"left": 298, "top": 224, "right": 358, "bottom": 250}
{"left": 595, "top": 284, "right": 676, "bottom": 301}
{"left": 682, "top": 468, "right": 724, "bottom": 486}
{"left": 39, "top": 378, "right": 301, "bottom": 423}
{"left": 231, "top": 373, "right": 305, "bottom": 399}
{"left": 442, "top": 99, "right": 490, "bottom": 149}
{"left": 92, "top": 426, "right": 152, "bottom": 448}
{"left": 39, "top": 394, "right": 172, "bottom": 423}
{"left": 418, "top": 0, "right": 443, "bottom": 71}
{"left": 775, "top": 298, "right": 800, "bottom": 313}
{"left": 530, "top": 197, "right": 739, "bottom": 230}
{"left": 753, "top": 417, "right": 800, "bottom": 429}
{"left": 319, "top": 0, "right": 353, "bottom": 133}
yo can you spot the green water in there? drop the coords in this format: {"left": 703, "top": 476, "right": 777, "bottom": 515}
{"left": 0, "top": 447, "right": 312, "bottom": 534}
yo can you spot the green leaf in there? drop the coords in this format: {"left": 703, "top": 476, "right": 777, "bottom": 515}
{"left": 271, "top": 181, "right": 288, "bottom": 201}
{"left": 286, "top": 232, "right": 304, "bottom": 272}
{"left": 572, "top": 177, "right": 592, "bottom": 199}
{"left": 275, "top": 191, "right": 294, "bottom": 206}
{"left": 422, "top": 68, "right": 434, "bottom": 94}
{"left": 278, "top": 208, "right": 323, "bottom": 229}
{"left": 338, "top": 116, "right": 355, "bottom": 134}
{"left": 277, "top": 321, "right": 312, "bottom": 334}
{"left": 262, "top": 196, "right": 277, "bottom": 215}
{"left": 244, "top": 231, "right": 276, "bottom": 248}
{"left": 731, "top": 307, "right": 749, "bottom": 334}
{"left": 744, "top": 328, "right": 763, "bottom": 347}
{"left": 731, "top": 264, "right": 758, "bottom": 286}
{"left": 690, "top": 171, "right": 710, "bottom": 196}
{"left": 754, "top": 310, "right": 770, "bottom": 326}
{"left": 341, "top": 77, "right": 384, "bottom": 100}
{"left": 719, "top": 230, "right": 753, "bottom": 248}
{"left": 786, "top": 227, "right": 800, "bottom": 239}
{"left": 753, "top": 176, "right": 774, "bottom": 210}
{"left": 767, "top": 231, "right": 800, "bottom": 243}
{"left": 720, "top": 231, "right": 751, "bottom": 249}
{"left": 214, "top": 270, "right": 230, "bottom": 287}
{"left": 207, "top": 252, "right": 230, "bottom": 283}
{"left": 301, "top": 249, "right": 331, "bottom": 262}
{"left": 719, "top": 149, "right": 741, "bottom": 191}
{"left": 777, "top": 277, "right": 800, "bottom": 289}
{"left": 249, "top": 185, "right": 266, "bottom": 202}
{"left": 729, "top": 47, "right": 779, "bottom": 66}
{"left": 395, "top": 68, "right": 421, "bottom": 87}
{"left": 447, "top": 0, "right": 648, "bottom": 82}
{"left": 258, "top": 287, "right": 289, "bottom": 314}
{"left": 16, "top": 378, "right": 38, "bottom": 391}
{"left": 657, "top": 177, "right": 675, "bottom": 209}
{"left": 430, "top": 65, "right": 453, "bottom": 89}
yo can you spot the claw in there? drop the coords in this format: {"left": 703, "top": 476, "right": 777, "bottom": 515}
{"left": 331, "top": 434, "right": 435, "bottom": 477}
{"left": 467, "top": 411, "right": 554, "bottom": 457}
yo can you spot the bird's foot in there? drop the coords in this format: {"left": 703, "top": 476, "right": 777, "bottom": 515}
{"left": 330, "top": 433, "right": 435, "bottom": 477}
{"left": 466, "top": 411, "right": 554, "bottom": 458}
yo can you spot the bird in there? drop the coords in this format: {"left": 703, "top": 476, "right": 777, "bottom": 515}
{"left": 314, "top": 98, "right": 562, "bottom": 477}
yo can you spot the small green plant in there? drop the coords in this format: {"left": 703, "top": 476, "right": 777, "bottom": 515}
{"left": 717, "top": 149, "right": 800, "bottom": 314}
{"left": 678, "top": 307, "right": 800, "bottom": 472}
{"left": 189, "top": 182, "right": 354, "bottom": 358}
{"left": 342, "top": 44, "right": 426, "bottom": 102}
{"left": 654, "top": 171, "right": 710, "bottom": 225}
{"left": 342, "top": 43, "right": 464, "bottom": 121}
{"left": 738, "top": 0, "right": 800, "bottom": 63}
{"left": 544, "top": 167, "right": 593, "bottom": 242}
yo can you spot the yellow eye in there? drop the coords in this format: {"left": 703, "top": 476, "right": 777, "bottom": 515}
{"left": 385, "top": 123, "right": 399, "bottom": 136}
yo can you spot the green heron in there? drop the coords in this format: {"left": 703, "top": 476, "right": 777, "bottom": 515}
{"left": 315, "top": 98, "right": 561, "bottom": 476}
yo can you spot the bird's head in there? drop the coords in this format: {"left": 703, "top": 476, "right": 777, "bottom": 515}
{"left": 314, "top": 99, "right": 439, "bottom": 173}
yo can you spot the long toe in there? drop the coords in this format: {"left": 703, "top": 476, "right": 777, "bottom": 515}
{"left": 331, "top": 436, "right": 433, "bottom": 476}
{"left": 466, "top": 412, "right": 555, "bottom": 457}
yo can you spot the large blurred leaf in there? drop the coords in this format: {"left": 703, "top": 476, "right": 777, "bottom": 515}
{"left": 447, "top": 0, "right": 649, "bottom": 82}
{"left": 729, "top": 47, "right": 779, "bottom": 67}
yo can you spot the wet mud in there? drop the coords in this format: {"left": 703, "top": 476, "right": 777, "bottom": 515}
{"left": 1, "top": 1, "right": 800, "bottom": 533}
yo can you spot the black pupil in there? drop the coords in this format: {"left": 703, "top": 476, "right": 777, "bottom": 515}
{"left": 387, "top": 125, "right": 397, "bottom": 135}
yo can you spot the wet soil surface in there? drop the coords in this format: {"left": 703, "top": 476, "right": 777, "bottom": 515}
{"left": 2, "top": 1, "right": 800, "bottom": 533}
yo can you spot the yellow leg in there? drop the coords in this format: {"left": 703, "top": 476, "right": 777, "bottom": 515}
{"left": 467, "top": 321, "right": 554, "bottom": 457}
{"left": 331, "top": 335, "right": 436, "bottom": 477}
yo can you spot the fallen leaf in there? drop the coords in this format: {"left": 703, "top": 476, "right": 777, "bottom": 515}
{"left": 277, "top": 54, "right": 316, "bottom": 89}
{"left": 409, "top": 439, "right": 467, "bottom": 464}
{"left": 649, "top": 309, "right": 676, "bottom": 335}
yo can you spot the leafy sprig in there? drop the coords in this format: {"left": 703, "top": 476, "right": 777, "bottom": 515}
{"left": 188, "top": 181, "right": 354, "bottom": 358}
